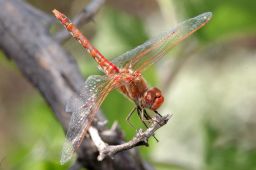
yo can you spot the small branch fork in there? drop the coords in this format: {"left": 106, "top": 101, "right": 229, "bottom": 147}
{"left": 89, "top": 114, "right": 171, "bottom": 161}
{"left": 54, "top": 0, "right": 105, "bottom": 43}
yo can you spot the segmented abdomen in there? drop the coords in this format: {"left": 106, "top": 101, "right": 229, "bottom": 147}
{"left": 53, "top": 9, "right": 119, "bottom": 75}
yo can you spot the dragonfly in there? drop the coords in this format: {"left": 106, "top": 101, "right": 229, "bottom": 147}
{"left": 53, "top": 9, "right": 212, "bottom": 164}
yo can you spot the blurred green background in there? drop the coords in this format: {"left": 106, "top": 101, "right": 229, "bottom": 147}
{"left": 1, "top": 0, "right": 256, "bottom": 169}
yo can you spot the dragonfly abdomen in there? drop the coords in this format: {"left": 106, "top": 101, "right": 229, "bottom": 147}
{"left": 53, "top": 9, "right": 119, "bottom": 76}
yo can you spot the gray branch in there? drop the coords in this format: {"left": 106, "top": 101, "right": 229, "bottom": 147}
{"left": 90, "top": 114, "right": 171, "bottom": 161}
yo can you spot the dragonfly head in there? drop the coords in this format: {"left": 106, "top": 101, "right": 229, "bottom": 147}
{"left": 143, "top": 87, "right": 164, "bottom": 110}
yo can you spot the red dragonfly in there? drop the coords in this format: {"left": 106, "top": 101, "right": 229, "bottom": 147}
{"left": 53, "top": 9, "right": 212, "bottom": 164}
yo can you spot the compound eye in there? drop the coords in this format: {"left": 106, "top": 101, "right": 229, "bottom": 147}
{"left": 146, "top": 91, "right": 155, "bottom": 101}
{"left": 143, "top": 87, "right": 164, "bottom": 110}
{"left": 155, "top": 91, "right": 161, "bottom": 97}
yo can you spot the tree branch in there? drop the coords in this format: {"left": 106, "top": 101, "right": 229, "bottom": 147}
{"left": 54, "top": 0, "right": 105, "bottom": 43}
{"left": 90, "top": 114, "right": 171, "bottom": 161}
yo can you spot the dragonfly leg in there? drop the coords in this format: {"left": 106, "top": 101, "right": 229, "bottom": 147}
{"left": 144, "top": 109, "right": 153, "bottom": 121}
{"left": 153, "top": 110, "right": 163, "bottom": 125}
{"left": 126, "top": 107, "right": 137, "bottom": 129}
{"left": 139, "top": 108, "right": 153, "bottom": 123}
{"left": 154, "top": 110, "right": 162, "bottom": 117}
{"left": 137, "top": 108, "right": 159, "bottom": 142}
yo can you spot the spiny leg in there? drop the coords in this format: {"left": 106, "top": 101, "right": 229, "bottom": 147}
{"left": 143, "top": 109, "right": 159, "bottom": 142}
{"left": 138, "top": 107, "right": 152, "bottom": 123}
{"left": 154, "top": 110, "right": 162, "bottom": 117}
{"left": 153, "top": 110, "right": 163, "bottom": 124}
{"left": 137, "top": 107, "right": 159, "bottom": 142}
{"left": 126, "top": 107, "right": 137, "bottom": 129}
{"left": 144, "top": 109, "right": 153, "bottom": 121}
{"left": 136, "top": 107, "right": 148, "bottom": 128}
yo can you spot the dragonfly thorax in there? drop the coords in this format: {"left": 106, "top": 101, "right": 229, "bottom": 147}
{"left": 118, "top": 70, "right": 146, "bottom": 99}
{"left": 117, "top": 69, "right": 164, "bottom": 110}
{"left": 117, "top": 69, "right": 141, "bottom": 84}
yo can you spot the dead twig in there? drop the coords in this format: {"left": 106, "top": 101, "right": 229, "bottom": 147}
{"left": 89, "top": 114, "right": 171, "bottom": 161}
{"left": 54, "top": 0, "right": 105, "bottom": 43}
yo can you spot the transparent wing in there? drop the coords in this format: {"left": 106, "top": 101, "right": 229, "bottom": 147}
{"left": 111, "top": 12, "right": 212, "bottom": 71}
{"left": 60, "top": 75, "right": 116, "bottom": 164}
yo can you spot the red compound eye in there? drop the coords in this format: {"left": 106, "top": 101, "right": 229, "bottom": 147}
{"left": 143, "top": 87, "right": 164, "bottom": 110}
